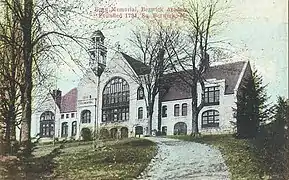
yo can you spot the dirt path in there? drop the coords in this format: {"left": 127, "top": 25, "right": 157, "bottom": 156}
{"left": 137, "top": 137, "right": 230, "bottom": 180}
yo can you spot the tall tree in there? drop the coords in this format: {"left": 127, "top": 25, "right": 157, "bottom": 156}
{"left": 0, "top": 0, "right": 116, "bottom": 156}
{"left": 126, "top": 23, "right": 185, "bottom": 135}
{"left": 165, "top": 0, "right": 228, "bottom": 135}
{"left": 235, "top": 70, "right": 270, "bottom": 138}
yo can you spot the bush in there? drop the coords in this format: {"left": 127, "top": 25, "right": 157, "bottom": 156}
{"left": 155, "top": 131, "right": 162, "bottom": 136}
{"left": 81, "top": 128, "right": 92, "bottom": 141}
{"left": 99, "top": 129, "right": 110, "bottom": 139}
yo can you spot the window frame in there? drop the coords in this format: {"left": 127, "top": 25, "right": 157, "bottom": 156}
{"left": 162, "top": 105, "right": 167, "bottom": 117}
{"left": 174, "top": 104, "right": 180, "bottom": 116}
{"left": 40, "top": 111, "right": 55, "bottom": 138}
{"left": 71, "top": 121, "right": 77, "bottom": 136}
{"left": 138, "top": 107, "right": 143, "bottom": 119}
{"left": 81, "top": 110, "right": 91, "bottom": 123}
{"left": 201, "top": 110, "right": 220, "bottom": 128}
{"left": 102, "top": 77, "right": 130, "bottom": 123}
{"left": 181, "top": 103, "right": 187, "bottom": 116}
{"left": 61, "top": 122, "right": 68, "bottom": 137}
{"left": 137, "top": 86, "right": 144, "bottom": 100}
{"left": 203, "top": 86, "right": 220, "bottom": 106}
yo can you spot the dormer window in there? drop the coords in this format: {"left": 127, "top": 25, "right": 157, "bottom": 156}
{"left": 203, "top": 86, "right": 220, "bottom": 105}
{"left": 137, "top": 86, "right": 144, "bottom": 100}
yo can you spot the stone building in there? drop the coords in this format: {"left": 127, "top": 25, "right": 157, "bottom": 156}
{"left": 31, "top": 30, "right": 252, "bottom": 140}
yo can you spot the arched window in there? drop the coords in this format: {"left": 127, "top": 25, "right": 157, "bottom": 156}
{"left": 81, "top": 110, "right": 91, "bottom": 123}
{"left": 174, "top": 122, "right": 187, "bottom": 135}
{"left": 40, "top": 111, "right": 55, "bottom": 138}
{"left": 174, "top": 104, "right": 180, "bottom": 116}
{"left": 137, "top": 86, "right": 144, "bottom": 100}
{"left": 182, "top": 103, "right": 187, "bottom": 116}
{"left": 202, "top": 110, "right": 219, "bottom": 128}
{"left": 102, "top": 77, "right": 129, "bottom": 122}
{"left": 71, "top": 121, "right": 77, "bottom": 136}
{"left": 61, "top": 122, "right": 68, "bottom": 137}
{"left": 162, "top": 105, "right": 167, "bottom": 117}
{"left": 135, "top": 126, "right": 143, "bottom": 136}
{"left": 138, "top": 107, "right": 143, "bottom": 119}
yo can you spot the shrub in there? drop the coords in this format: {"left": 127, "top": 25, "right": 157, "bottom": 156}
{"left": 81, "top": 128, "right": 92, "bottom": 141}
{"left": 99, "top": 129, "right": 110, "bottom": 139}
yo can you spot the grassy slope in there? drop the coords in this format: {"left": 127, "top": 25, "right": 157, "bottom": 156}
{"left": 53, "top": 138, "right": 157, "bottom": 180}
{"left": 1, "top": 138, "right": 157, "bottom": 180}
{"left": 169, "top": 135, "right": 265, "bottom": 180}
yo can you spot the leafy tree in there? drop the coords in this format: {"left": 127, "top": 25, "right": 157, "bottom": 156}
{"left": 236, "top": 70, "right": 270, "bottom": 138}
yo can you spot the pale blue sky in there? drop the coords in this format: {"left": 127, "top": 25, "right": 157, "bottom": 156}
{"left": 56, "top": 0, "right": 288, "bottom": 103}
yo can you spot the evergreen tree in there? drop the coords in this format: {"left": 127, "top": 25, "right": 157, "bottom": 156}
{"left": 236, "top": 70, "right": 270, "bottom": 138}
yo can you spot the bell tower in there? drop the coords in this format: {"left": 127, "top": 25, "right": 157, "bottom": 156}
{"left": 89, "top": 30, "right": 107, "bottom": 76}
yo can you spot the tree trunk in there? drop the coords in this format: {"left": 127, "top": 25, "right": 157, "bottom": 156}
{"left": 191, "top": 82, "right": 199, "bottom": 135}
{"left": 157, "top": 96, "right": 162, "bottom": 133}
{"left": 19, "top": 0, "right": 33, "bottom": 157}
{"left": 148, "top": 102, "right": 153, "bottom": 135}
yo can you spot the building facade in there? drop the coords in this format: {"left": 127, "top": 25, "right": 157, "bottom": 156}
{"left": 31, "top": 30, "right": 252, "bottom": 140}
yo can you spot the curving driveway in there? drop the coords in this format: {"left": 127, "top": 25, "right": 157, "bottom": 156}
{"left": 136, "top": 137, "right": 230, "bottom": 180}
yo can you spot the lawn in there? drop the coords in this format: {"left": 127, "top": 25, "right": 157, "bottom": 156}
{"left": 169, "top": 134, "right": 266, "bottom": 180}
{"left": 1, "top": 138, "right": 157, "bottom": 180}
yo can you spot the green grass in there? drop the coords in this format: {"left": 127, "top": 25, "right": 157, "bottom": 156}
{"left": 53, "top": 138, "right": 157, "bottom": 180}
{"left": 169, "top": 134, "right": 266, "bottom": 180}
{"left": 1, "top": 138, "right": 157, "bottom": 180}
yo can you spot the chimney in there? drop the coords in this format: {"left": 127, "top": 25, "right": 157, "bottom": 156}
{"left": 52, "top": 89, "right": 62, "bottom": 109}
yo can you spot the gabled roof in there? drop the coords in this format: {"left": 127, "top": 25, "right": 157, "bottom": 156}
{"left": 161, "top": 61, "right": 248, "bottom": 101}
{"left": 60, "top": 88, "right": 77, "bottom": 113}
{"left": 120, "top": 52, "right": 150, "bottom": 75}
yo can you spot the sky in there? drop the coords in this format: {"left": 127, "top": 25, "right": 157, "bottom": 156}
{"left": 56, "top": 0, "right": 288, "bottom": 104}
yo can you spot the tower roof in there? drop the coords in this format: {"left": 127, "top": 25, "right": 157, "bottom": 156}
{"left": 92, "top": 30, "right": 105, "bottom": 40}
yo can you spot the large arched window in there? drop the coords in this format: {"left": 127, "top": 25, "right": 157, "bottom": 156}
{"left": 202, "top": 110, "right": 219, "bottom": 128}
{"left": 81, "top": 110, "right": 91, "bottom": 123}
{"left": 61, "top": 122, "right": 68, "bottom": 137}
{"left": 102, "top": 77, "right": 129, "bottom": 122}
{"left": 40, "top": 111, "right": 55, "bottom": 138}
{"left": 71, "top": 121, "right": 77, "bottom": 136}
{"left": 137, "top": 86, "right": 144, "bottom": 100}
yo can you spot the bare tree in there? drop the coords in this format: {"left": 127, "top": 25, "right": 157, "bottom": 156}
{"left": 0, "top": 0, "right": 117, "bottom": 156}
{"left": 165, "top": 0, "right": 229, "bottom": 135}
{"left": 126, "top": 22, "right": 187, "bottom": 135}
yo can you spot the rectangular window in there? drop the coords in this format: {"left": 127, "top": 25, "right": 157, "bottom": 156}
{"left": 71, "top": 113, "right": 75, "bottom": 118}
{"left": 204, "top": 86, "right": 220, "bottom": 105}
{"left": 61, "top": 114, "right": 64, "bottom": 119}
{"left": 174, "top": 104, "right": 180, "bottom": 116}
{"left": 162, "top": 105, "right": 167, "bottom": 117}
{"left": 66, "top": 114, "right": 69, "bottom": 118}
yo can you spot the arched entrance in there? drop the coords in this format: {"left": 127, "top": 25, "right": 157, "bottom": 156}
{"left": 174, "top": 122, "right": 187, "bottom": 135}
{"left": 110, "top": 128, "right": 118, "bottom": 139}
{"left": 120, "top": 127, "right": 128, "bottom": 138}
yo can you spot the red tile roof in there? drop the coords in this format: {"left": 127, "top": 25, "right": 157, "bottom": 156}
{"left": 60, "top": 88, "right": 77, "bottom": 113}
